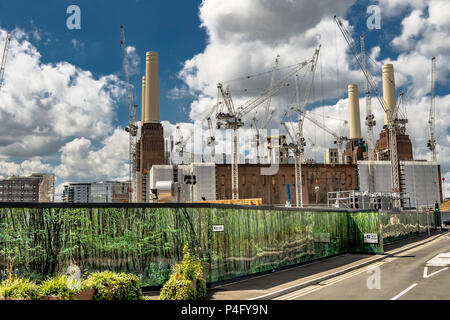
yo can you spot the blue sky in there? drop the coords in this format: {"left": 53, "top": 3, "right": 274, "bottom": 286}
{"left": 0, "top": 0, "right": 205, "bottom": 125}
{"left": 0, "top": 0, "right": 449, "bottom": 197}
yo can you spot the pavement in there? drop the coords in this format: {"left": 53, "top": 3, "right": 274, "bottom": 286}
{"left": 143, "top": 230, "right": 449, "bottom": 300}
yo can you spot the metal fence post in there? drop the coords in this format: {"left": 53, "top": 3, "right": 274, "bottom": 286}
{"left": 379, "top": 211, "right": 384, "bottom": 254}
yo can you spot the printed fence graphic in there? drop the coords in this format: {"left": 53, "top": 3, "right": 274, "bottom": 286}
{"left": 0, "top": 204, "right": 436, "bottom": 286}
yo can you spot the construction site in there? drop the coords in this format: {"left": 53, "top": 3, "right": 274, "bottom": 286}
{"left": 117, "top": 18, "right": 442, "bottom": 210}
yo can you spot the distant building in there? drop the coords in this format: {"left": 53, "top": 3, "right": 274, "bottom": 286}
{"left": 324, "top": 148, "right": 339, "bottom": 165}
{"left": 62, "top": 183, "right": 91, "bottom": 203}
{"left": 0, "top": 173, "right": 55, "bottom": 202}
{"left": 91, "top": 181, "right": 130, "bottom": 203}
{"left": 62, "top": 181, "right": 129, "bottom": 203}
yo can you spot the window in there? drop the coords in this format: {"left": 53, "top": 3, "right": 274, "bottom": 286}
{"left": 292, "top": 175, "right": 295, "bottom": 185}
{"left": 242, "top": 175, "right": 246, "bottom": 186}
{"left": 252, "top": 175, "right": 256, "bottom": 185}
{"left": 221, "top": 175, "right": 225, "bottom": 186}
{"left": 272, "top": 176, "right": 276, "bottom": 185}
{"left": 282, "top": 175, "right": 286, "bottom": 185}
{"left": 261, "top": 176, "right": 266, "bottom": 185}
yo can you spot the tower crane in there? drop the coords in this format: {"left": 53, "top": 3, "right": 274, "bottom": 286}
{"left": 280, "top": 46, "right": 321, "bottom": 207}
{"left": 174, "top": 125, "right": 193, "bottom": 164}
{"left": 215, "top": 48, "right": 319, "bottom": 199}
{"left": 361, "top": 35, "right": 376, "bottom": 194}
{"left": 280, "top": 118, "right": 305, "bottom": 208}
{"left": 251, "top": 55, "right": 280, "bottom": 164}
{"left": 120, "top": 25, "right": 138, "bottom": 202}
{"left": 334, "top": 16, "right": 404, "bottom": 208}
{"left": 360, "top": 35, "right": 376, "bottom": 161}
{"left": 428, "top": 57, "right": 437, "bottom": 162}
{"left": 202, "top": 101, "right": 220, "bottom": 163}
{"left": 0, "top": 32, "right": 11, "bottom": 90}
{"left": 301, "top": 112, "right": 349, "bottom": 159}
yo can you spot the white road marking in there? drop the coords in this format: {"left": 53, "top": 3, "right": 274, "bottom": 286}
{"left": 426, "top": 252, "right": 450, "bottom": 267}
{"left": 423, "top": 266, "right": 448, "bottom": 278}
{"left": 252, "top": 233, "right": 448, "bottom": 300}
{"left": 390, "top": 283, "right": 418, "bottom": 300}
{"left": 275, "top": 262, "right": 387, "bottom": 300}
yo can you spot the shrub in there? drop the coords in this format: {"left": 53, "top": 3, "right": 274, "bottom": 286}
{"left": 159, "top": 243, "right": 207, "bottom": 300}
{"left": 40, "top": 275, "right": 82, "bottom": 300}
{"left": 82, "top": 271, "right": 143, "bottom": 300}
{"left": 141, "top": 262, "right": 171, "bottom": 287}
{"left": 0, "top": 277, "right": 42, "bottom": 300}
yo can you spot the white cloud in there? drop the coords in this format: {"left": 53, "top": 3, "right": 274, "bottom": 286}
{"left": 0, "top": 28, "right": 126, "bottom": 160}
{"left": 125, "top": 46, "right": 141, "bottom": 75}
{"left": 54, "top": 127, "right": 129, "bottom": 182}
{"left": 0, "top": 158, "right": 52, "bottom": 180}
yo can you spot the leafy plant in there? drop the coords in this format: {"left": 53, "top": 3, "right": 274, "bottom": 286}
{"left": 159, "top": 243, "right": 206, "bottom": 300}
{"left": 140, "top": 262, "right": 171, "bottom": 287}
{"left": 40, "top": 275, "right": 82, "bottom": 300}
{"left": 82, "top": 271, "right": 143, "bottom": 300}
{"left": 0, "top": 277, "right": 42, "bottom": 300}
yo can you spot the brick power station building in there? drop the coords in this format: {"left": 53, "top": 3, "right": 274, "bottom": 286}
{"left": 136, "top": 53, "right": 441, "bottom": 207}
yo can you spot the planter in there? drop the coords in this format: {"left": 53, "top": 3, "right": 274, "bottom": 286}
{"left": 71, "top": 288, "right": 95, "bottom": 300}
{"left": 41, "top": 288, "right": 96, "bottom": 301}
{"left": 42, "top": 295, "right": 60, "bottom": 300}
{"left": 0, "top": 297, "right": 25, "bottom": 300}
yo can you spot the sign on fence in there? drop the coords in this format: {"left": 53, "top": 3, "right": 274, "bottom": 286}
{"left": 364, "top": 233, "right": 378, "bottom": 244}
{"left": 212, "top": 225, "right": 224, "bottom": 232}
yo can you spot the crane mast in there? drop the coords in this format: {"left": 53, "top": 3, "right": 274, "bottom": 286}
{"left": 174, "top": 126, "right": 193, "bottom": 164}
{"left": 203, "top": 101, "right": 220, "bottom": 163}
{"left": 428, "top": 57, "right": 437, "bottom": 162}
{"left": 0, "top": 32, "right": 11, "bottom": 90}
{"left": 361, "top": 35, "right": 376, "bottom": 195}
{"left": 252, "top": 55, "right": 280, "bottom": 164}
{"left": 360, "top": 36, "right": 375, "bottom": 161}
{"left": 280, "top": 46, "right": 320, "bottom": 207}
{"left": 120, "top": 25, "right": 138, "bottom": 202}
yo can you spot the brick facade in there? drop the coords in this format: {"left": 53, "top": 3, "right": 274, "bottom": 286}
{"left": 215, "top": 163, "right": 358, "bottom": 205}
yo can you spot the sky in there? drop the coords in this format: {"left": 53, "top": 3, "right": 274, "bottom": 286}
{"left": 0, "top": 0, "right": 449, "bottom": 200}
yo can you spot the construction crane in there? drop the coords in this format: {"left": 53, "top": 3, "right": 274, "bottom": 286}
{"left": 120, "top": 25, "right": 138, "bottom": 202}
{"left": 428, "top": 57, "right": 437, "bottom": 162}
{"left": 304, "top": 112, "right": 348, "bottom": 158}
{"left": 251, "top": 55, "right": 280, "bottom": 164}
{"left": 0, "top": 32, "right": 11, "bottom": 90}
{"left": 174, "top": 125, "right": 193, "bottom": 164}
{"left": 215, "top": 49, "right": 318, "bottom": 199}
{"left": 360, "top": 35, "right": 376, "bottom": 161}
{"left": 279, "top": 46, "right": 321, "bottom": 207}
{"left": 280, "top": 118, "right": 305, "bottom": 207}
{"left": 334, "top": 16, "right": 404, "bottom": 208}
{"left": 202, "top": 102, "right": 220, "bottom": 163}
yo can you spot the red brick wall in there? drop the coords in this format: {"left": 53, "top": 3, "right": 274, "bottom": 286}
{"left": 215, "top": 163, "right": 358, "bottom": 205}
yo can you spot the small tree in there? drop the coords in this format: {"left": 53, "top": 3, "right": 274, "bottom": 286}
{"left": 159, "top": 243, "right": 206, "bottom": 300}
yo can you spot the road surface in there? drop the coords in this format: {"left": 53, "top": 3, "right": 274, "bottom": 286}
{"left": 275, "top": 233, "right": 450, "bottom": 300}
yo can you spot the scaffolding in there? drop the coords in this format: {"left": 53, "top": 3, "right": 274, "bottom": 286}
{"left": 327, "top": 190, "right": 411, "bottom": 210}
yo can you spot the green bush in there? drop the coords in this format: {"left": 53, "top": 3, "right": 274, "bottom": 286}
{"left": 0, "top": 277, "right": 42, "bottom": 300}
{"left": 140, "top": 262, "right": 172, "bottom": 287}
{"left": 159, "top": 243, "right": 207, "bottom": 300}
{"left": 40, "top": 275, "right": 82, "bottom": 300}
{"left": 82, "top": 271, "right": 143, "bottom": 300}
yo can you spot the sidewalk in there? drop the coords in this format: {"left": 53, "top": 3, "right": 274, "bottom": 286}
{"left": 144, "top": 231, "right": 448, "bottom": 300}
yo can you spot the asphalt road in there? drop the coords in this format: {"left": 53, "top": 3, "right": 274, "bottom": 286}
{"left": 275, "top": 233, "right": 450, "bottom": 300}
